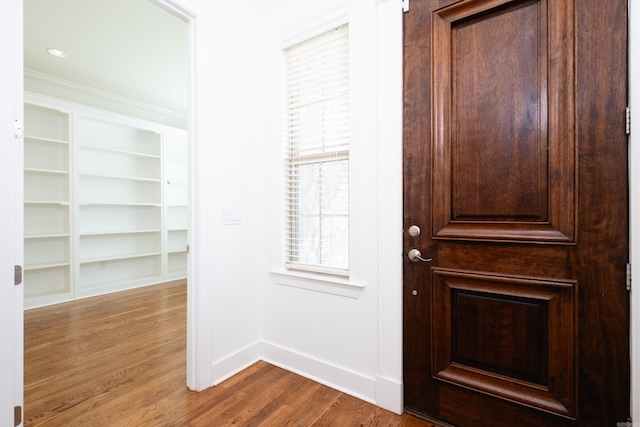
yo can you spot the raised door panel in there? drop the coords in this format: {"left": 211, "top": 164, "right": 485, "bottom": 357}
{"left": 432, "top": 0, "right": 575, "bottom": 243}
{"left": 431, "top": 268, "right": 576, "bottom": 416}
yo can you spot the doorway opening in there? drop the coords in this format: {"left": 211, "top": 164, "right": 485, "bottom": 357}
{"left": 22, "top": 0, "right": 195, "bottom": 421}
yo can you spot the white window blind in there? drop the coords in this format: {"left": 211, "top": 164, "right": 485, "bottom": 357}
{"left": 284, "top": 23, "right": 350, "bottom": 276}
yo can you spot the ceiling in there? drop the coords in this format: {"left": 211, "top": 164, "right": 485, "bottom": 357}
{"left": 24, "top": 0, "right": 188, "bottom": 116}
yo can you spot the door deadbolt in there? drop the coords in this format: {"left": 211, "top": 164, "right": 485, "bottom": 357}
{"left": 408, "top": 225, "right": 421, "bottom": 237}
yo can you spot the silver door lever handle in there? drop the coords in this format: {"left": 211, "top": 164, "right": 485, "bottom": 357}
{"left": 408, "top": 249, "right": 432, "bottom": 263}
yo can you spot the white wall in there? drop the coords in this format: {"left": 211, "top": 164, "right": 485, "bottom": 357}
{"left": 186, "top": 0, "right": 266, "bottom": 389}
{"left": 259, "top": 0, "right": 379, "bottom": 383}
{"left": 185, "top": 0, "right": 404, "bottom": 412}
{"left": 253, "top": 0, "right": 403, "bottom": 411}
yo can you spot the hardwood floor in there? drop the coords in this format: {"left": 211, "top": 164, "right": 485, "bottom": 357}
{"left": 24, "top": 280, "right": 442, "bottom": 426}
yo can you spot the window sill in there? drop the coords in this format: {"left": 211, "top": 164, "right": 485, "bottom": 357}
{"left": 271, "top": 270, "right": 364, "bottom": 298}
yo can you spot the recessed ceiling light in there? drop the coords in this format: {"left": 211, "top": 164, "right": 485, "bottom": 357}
{"left": 47, "top": 48, "right": 67, "bottom": 58}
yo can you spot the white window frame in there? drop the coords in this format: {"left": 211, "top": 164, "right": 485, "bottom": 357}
{"left": 271, "top": 8, "right": 365, "bottom": 298}
{"left": 284, "top": 22, "right": 350, "bottom": 277}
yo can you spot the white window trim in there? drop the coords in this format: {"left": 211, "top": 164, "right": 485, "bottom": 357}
{"left": 283, "top": 22, "right": 350, "bottom": 276}
{"left": 271, "top": 6, "right": 365, "bottom": 298}
{"left": 271, "top": 270, "right": 364, "bottom": 299}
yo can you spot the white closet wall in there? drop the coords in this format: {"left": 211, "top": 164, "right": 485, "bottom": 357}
{"left": 24, "top": 95, "right": 187, "bottom": 309}
{"left": 164, "top": 129, "right": 189, "bottom": 280}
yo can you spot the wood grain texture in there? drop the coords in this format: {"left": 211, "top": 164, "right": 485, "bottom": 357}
{"left": 24, "top": 280, "right": 441, "bottom": 427}
{"left": 431, "top": 0, "right": 576, "bottom": 243}
{"left": 403, "top": 0, "right": 629, "bottom": 425}
{"left": 575, "top": 0, "right": 630, "bottom": 423}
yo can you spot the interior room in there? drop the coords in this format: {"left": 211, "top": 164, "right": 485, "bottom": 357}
{"left": 22, "top": 0, "right": 189, "bottom": 309}
{"left": 0, "top": 0, "right": 638, "bottom": 426}
{"left": 17, "top": 0, "right": 406, "bottom": 422}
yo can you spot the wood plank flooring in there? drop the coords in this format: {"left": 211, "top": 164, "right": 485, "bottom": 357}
{"left": 24, "top": 280, "right": 442, "bottom": 426}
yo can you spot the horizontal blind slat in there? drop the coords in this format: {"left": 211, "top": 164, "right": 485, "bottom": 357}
{"left": 284, "top": 22, "right": 349, "bottom": 274}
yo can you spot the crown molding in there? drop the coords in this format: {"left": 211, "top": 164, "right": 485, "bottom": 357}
{"left": 24, "top": 68, "right": 187, "bottom": 121}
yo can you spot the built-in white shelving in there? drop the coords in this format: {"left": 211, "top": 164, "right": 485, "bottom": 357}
{"left": 24, "top": 95, "right": 187, "bottom": 309}
{"left": 23, "top": 102, "right": 72, "bottom": 307}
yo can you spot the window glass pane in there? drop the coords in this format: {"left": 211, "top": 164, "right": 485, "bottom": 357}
{"left": 284, "top": 23, "right": 349, "bottom": 276}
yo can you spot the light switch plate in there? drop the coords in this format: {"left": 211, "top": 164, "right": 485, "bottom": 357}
{"left": 222, "top": 208, "right": 241, "bottom": 225}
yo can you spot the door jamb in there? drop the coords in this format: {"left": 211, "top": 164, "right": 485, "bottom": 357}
{"left": 628, "top": 0, "right": 639, "bottom": 422}
{"left": 140, "top": 0, "right": 203, "bottom": 391}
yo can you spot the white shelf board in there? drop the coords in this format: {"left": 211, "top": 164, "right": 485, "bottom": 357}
{"left": 24, "top": 261, "right": 70, "bottom": 271}
{"left": 24, "top": 135, "right": 69, "bottom": 145}
{"left": 79, "top": 251, "right": 162, "bottom": 264}
{"left": 24, "top": 168, "right": 69, "bottom": 175}
{"left": 24, "top": 200, "right": 70, "bottom": 205}
{"left": 167, "top": 248, "right": 188, "bottom": 254}
{"left": 79, "top": 202, "right": 161, "bottom": 207}
{"left": 79, "top": 229, "right": 161, "bottom": 237}
{"left": 24, "top": 233, "right": 70, "bottom": 239}
{"left": 79, "top": 144, "right": 161, "bottom": 159}
{"left": 80, "top": 173, "right": 161, "bottom": 183}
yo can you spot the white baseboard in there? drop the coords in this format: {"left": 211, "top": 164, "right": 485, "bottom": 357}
{"left": 209, "top": 341, "right": 261, "bottom": 386}
{"left": 375, "top": 374, "right": 403, "bottom": 414}
{"left": 260, "top": 341, "right": 377, "bottom": 405}
{"left": 207, "top": 340, "right": 403, "bottom": 414}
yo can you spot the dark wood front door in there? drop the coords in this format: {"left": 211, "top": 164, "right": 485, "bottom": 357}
{"left": 402, "top": 1, "right": 629, "bottom": 426}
